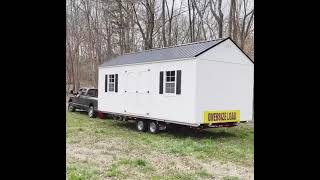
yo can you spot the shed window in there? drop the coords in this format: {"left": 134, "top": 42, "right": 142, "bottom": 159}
{"left": 165, "top": 71, "right": 176, "bottom": 93}
{"left": 109, "top": 74, "right": 115, "bottom": 92}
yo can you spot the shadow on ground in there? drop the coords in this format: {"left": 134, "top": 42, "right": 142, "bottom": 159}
{"left": 110, "top": 119, "right": 236, "bottom": 139}
{"left": 71, "top": 110, "right": 237, "bottom": 139}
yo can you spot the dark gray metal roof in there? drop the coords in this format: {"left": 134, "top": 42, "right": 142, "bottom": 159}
{"left": 100, "top": 38, "right": 228, "bottom": 67}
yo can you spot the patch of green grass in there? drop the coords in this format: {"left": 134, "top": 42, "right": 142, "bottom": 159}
{"left": 118, "top": 158, "right": 147, "bottom": 167}
{"left": 148, "top": 127, "right": 253, "bottom": 166}
{"left": 136, "top": 159, "right": 146, "bottom": 166}
{"left": 195, "top": 170, "right": 212, "bottom": 178}
{"left": 162, "top": 170, "right": 213, "bottom": 180}
{"left": 223, "top": 176, "right": 240, "bottom": 180}
{"left": 94, "top": 129, "right": 106, "bottom": 133}
{"left": 67, "top": 165, "right": 100, "bottom": 180}
{"left": 68, "top": 139, "right": 81, "bottom": 144}
{"left": 151, "top": 176, "right": 162, "bottom": 180}
{"left": 106, "top": 158, "right": 154, "bottom": 177}
{"left": 106, "top": 163, "right": 123, "bottom": 177}
{"left": 170, "top": 173, "right": 196, "bottom": 180}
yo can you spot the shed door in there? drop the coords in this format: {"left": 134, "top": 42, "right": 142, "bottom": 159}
{"left": 125, "top": 69, "right": 151, "bottom": 116}
{"left": 125, "top": 71, "right": 137, "bottom": 114}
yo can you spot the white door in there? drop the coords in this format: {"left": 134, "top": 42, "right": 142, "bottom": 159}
{"left": 125, "top": 69, "right": 151, "bottom": 116}
{"left": 125, "top": 71, "right": 137, "bottom": 114}
{"left": 136, "top": 70, "right": 151, "bottom": 116}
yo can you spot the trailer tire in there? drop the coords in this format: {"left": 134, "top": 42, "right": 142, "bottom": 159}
{"left": 136, "top": 120, "right": 147, "bottom": 132}
{"left": 148, "top": 121, "right": 159, "bottom": 134}
{"left": 112, "top": 115, "right": 122, "bottom": 121}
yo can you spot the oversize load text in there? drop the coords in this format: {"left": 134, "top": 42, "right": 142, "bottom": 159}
{"left": 208, "top": 112, "right": 237, "bottom": 121}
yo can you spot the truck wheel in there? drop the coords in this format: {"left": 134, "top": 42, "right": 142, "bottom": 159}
{"left": 136, "top": 120, "right": 147, "bottom": 132}
{"left": 88, "top": 106, "right": 96, "bottom": 118}
{"left": 68, "top": 103, "right": 75, "bottom": 112}
{"left": 148, "top": 121, "right": 159, "bottom": 134}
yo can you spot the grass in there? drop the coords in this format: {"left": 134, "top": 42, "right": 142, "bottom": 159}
{"left": 66, "top": 111, "right": 253, "bottom": 179}
{"left": 106, "top": 158, "right": 154, "bottom": 178}
{"left": 223, "top": 176, "right": 240, "bottom": 180}
{"left": 67, "top": 165, "right": 101, "bottom": 180}
{"left": 148, "top": 169, "right": 213, "bottom": 180}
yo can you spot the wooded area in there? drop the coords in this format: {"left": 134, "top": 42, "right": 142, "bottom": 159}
{"left": 66, "top": 0, "right": 254, "bottom": 91}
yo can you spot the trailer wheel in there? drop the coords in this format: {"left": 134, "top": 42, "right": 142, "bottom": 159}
{"left": 68, "top": 103, "right": 75, "bottom": 112}
{"left": 136, "top": 120, "right": 147, "bottom": 132}
{"left": 112, "top": 115, "right": 122, "bottom": 121}
{"left": 148, "top": 121, "right": 159, "bottom": 134}
{"left": 88, "top": 106, "right": 96, "bottom": 118}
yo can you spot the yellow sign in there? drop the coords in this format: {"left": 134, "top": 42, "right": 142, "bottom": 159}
{"left": 204, "top": 110, "right": 240, "bottom": 124}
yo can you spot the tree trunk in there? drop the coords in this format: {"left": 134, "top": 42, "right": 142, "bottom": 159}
{"left": 192, "top": 1, "right": 195, "bottom": 41}
{"left": 188, "top": 0, "right": 193, "bottom": 42}
{"left": 130, "top": 6, "right": 135, "bottom": 51}
{"left": 232, "top": 0, "right": 239, "bottom": 43}
{"left": 162, "top": 0, "right": 166, "bottom": 47}
{"left": 218, "top": 20, "right": 223, "bottom": 38}
{"left": 209, "top": 0, "right": 224, "bottom": 38}
{"left": 228, "top": 0, "right": 235, "bottom": 37}
{"left": 75, "top": 46, "right": 80, "bottom": 91}
{"left": 117, "top": 0, "right": 125, "bottom": 54}
{"left": 166, "top": 0, "right": 175, "bottom": 46}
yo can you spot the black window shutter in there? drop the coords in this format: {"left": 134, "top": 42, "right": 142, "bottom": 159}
{"left": 115, "top": 74, "right": 118, "bottom": 92}
{"left": 176, "top": 70, "right": 181, "bottom": 94}
{"left": 159, "top": 71, "right": 164, "bottom": 94}
{"left": 105, "top": 74, "right": 108, "bottom": 92}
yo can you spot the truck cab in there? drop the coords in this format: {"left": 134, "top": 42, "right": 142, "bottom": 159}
{"left": 68, "top": 87, "right": 98, "bottom": 118}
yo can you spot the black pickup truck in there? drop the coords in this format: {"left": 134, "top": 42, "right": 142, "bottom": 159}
{"left": 68, "top": 87, "right": 98, "bottom": 118}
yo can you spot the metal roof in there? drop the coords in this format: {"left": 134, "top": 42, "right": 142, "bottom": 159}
{"left": 100, "top": 38, "right": 228, "bottom": 67}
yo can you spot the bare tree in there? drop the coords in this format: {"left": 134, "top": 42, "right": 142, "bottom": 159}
{"left": 209, "top": 0, "right": 224, "bottom": 38}
{"left": 228, "top": 0, "right": 235, "bottom": 37}
{"left": 239, "top": 0, "right": 254, "bottom": 49}
{"left": 191, "top": 0, "right": 209, "bottom": 40}
{"left": 162, "top": 0, "right": 167, "bottom": 47}
{"left": 67, "top": 0, "right": 84, "bottom": 90}
{"left": 187, "top": 0, "right": 198, "bottom": 42}
{"left": 66, "top": 0, "right": 254, "bottom": 89}
{"left": 132, "top": 0, "right": 155, "bottom": 50}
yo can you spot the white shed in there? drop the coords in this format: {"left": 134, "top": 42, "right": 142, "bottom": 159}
{"left": 98, "top": 37, "right": 254, "bottom": 131}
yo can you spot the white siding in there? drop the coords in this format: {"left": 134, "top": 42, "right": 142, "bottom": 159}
{"left": 98, "top": 59, "right": 198, "bottom": 125}
{"left": 197, "top": 39, "right": 253, "bottom": 65}
{"left": 195, "top": 41, "right": 254, "bottom": 123}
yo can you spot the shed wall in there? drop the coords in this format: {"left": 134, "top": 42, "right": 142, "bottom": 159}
{"left": 195, "top": 40, "right": 254, "bottom": 123}
{"left": 98, "top": 59, "right": 198, "bottom": 125}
